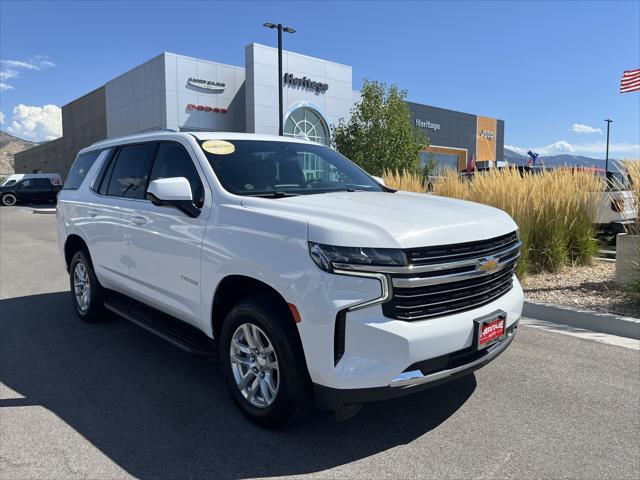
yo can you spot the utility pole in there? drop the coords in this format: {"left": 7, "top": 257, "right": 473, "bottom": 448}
{"left": 604, "top": 119, "right": 613, "bottom": 173}
{"left": 263, "top": 23, "right": 296, "bottom": 136}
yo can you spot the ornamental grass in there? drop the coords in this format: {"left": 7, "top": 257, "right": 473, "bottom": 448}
{"left": 624, "top": 160, "right": 640, "bottom": 233}
{"left": 383, "top": 168, "right": 603, "bottom": 277}
{"left": 623, "top": 160, "right": 640, "bottom": 290}
{"left": 381, "top": 169, "right": 424, "bottom": 193}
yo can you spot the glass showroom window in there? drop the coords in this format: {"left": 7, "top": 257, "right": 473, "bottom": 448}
{"left": 284, "top": 107, "right": 330, "bottom": 146}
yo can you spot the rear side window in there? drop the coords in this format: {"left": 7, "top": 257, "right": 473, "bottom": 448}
{"left": 106, "top": 143, "right": 157, "bottom": 199}
{"left": 33, "top": 178, "right": 52, "bottom": 188}
{"left": 149, "top": 142, "right": 204, "bottom": 206}
{"left": 64, "top": 151, "right": 103, "bottom": 190}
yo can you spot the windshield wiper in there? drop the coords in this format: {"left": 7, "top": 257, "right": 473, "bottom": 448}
{"left": 245, "top": 191, "right": 300, "bottom": 198}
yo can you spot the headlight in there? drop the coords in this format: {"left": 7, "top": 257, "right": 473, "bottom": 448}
{"left": 308, "top": 242, "right": 406, "bottom": 272}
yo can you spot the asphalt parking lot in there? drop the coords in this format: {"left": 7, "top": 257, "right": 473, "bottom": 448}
{"left": 1, "top": 206, "right": 639, "bottom": 480}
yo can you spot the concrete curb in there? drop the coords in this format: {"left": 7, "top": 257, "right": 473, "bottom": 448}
{"left": 31, "top": 208, "right": 56, "bottom": 215}
{"left": 523, "top": 300, "right": 640, "bottom": 340}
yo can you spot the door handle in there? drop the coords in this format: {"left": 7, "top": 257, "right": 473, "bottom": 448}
{"left": 131, "top": 216, "right": 147, "bottom": 226}
{"left": 87, "top": 209, "right": 99, "bottom": 217}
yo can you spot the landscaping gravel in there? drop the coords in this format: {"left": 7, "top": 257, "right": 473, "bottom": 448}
{"left": 521, "top": 261, "right": 640, "bottom": 318}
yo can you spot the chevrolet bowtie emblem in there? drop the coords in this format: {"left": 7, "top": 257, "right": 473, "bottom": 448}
{"left": 478, "top": 257, "right": 499, "bottom": 273}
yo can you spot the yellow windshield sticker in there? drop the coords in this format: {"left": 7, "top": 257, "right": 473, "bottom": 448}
{"left": 202, "top": 140, "right": 235, "bottom": 155}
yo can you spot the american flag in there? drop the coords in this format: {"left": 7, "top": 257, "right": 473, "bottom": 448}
{"left": 620, "top": 68, "right": 640, "bottom": 93}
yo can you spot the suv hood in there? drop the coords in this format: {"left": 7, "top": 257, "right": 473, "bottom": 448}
{"left": 241, "top": 191, "right": 518, "bottom": 249}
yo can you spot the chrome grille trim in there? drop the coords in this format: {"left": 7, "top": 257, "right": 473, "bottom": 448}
{"left": 394, "top": 268, "right": 514, "bottom": 299}
{"left": 391, "top": 255, "right": 518, "bottom": 288}
{"left": 333, "top": 240, "right": 521, "bottom": 275}
{"left": 406, "top": 231, "right": 518, "bottom": 265}
{"left": 385, "top": 231, "right": 520, "bottom": 321}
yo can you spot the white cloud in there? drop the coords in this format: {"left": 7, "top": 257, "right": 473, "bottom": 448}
{"left": 572, "top": 123, "right": 602, "bottom": 135}
{"left": 0, "top": 56, "right": 55, "bottom": 90}
{"left": 33, "top": 55, "right": 56, "bottom": 69}
{"left": 6, "top": 104, "right": 62, "bottom": 142}
{"left": 0, "top": 111, "right": 5, "bottom": 124}
{"left": 1, "top": 60, "right": 38, "bottom": 70}
{"left": 506, "top": 140, "right": 640, "bottom": 158}
{"left": 504, "top": 145, "right": 528, "bottom": 155}
{"left": 0, "top": 57, "right": 55, "bottom": 70}
{"left": 0, "top": 69, "right": 17, "bottom": 81}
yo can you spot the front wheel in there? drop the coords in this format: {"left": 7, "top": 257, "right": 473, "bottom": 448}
{"left": 1, "top": 193, "right": 17, "bottom": 206}
{"left": 220, "top": 295, "right": 312, "bottom": 428}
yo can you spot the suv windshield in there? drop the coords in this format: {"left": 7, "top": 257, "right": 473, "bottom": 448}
{"left": 603, "top": 171, "right": 631, "bottom": 191}
{"left": 198, "top": 139, "right": 383, "bottom": 196}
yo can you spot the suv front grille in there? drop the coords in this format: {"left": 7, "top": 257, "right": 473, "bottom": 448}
{"left": 405, "top": 231, "right": 518, "bottom": 266}
{"left": 383, "top": 232, "right": 520, "bottom": 321}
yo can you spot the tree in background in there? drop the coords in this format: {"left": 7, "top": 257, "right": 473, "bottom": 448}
{"left": 332, "top": 80, "right": 430, "bottom": 177}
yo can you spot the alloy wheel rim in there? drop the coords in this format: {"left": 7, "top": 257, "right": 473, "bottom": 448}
{"left": 229, "top": 323, "right": 280, "bottom": 408}
{"left": 2, "top": 195, "right": 16, "bottom": 206}
{"left": 73, "top": 262, "right": 91, "bottom": 313}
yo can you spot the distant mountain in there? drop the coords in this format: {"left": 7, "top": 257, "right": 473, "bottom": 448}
{"left": 0, "top": 130, "right": 37, "bottom": 176}
{"left": 503, "top": 148, "right": 623, "bottom": 171}
{"left": 503, "top": 148, "right": 528, "bottom": 163}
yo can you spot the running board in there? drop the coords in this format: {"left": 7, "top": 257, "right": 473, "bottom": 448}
{"left": 104, "top": 294, "right": 218, "bottom": 358}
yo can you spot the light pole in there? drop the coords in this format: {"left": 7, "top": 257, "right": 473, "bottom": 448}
{"left": 263, "top": 22, "right": 296, "bottom": 136}
{"left": 604, "top": 119, "right": 613, "bottom": 173}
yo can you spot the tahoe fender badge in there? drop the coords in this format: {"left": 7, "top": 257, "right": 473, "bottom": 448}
{"left": 180, "top": 274, "right": 198, "bottom": 286}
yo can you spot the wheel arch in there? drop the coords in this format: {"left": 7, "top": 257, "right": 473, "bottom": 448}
{"left": 211, "top": 275, "right": 297, "bottom": 341}
{"left": 64, "top": 234, "right": 89, "bottom": 270}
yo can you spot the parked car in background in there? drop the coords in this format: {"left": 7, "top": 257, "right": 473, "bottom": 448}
{"left": 592, "top": 171, "right": 637, "bottom": 233}
{"left": 0, "top": 176, "right": 62, "bottom": 206}
{"left": 57, "top": 131, "right": 523, "bottom": 427}
{"left": 0, "top": 173, "right": 62, "bottom": 187}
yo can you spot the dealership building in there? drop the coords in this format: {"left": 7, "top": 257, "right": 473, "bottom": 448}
{"left": 15, "top": 43, "right": 504, "bottom": 177}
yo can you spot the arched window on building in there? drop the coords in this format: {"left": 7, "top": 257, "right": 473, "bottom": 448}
{"left": 283, "top": 107, "right": 330, "bottom": 146}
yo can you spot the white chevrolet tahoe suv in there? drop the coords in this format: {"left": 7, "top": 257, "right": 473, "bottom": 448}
{"left": 57, "top": 131, "right": 523, "bottom": 427}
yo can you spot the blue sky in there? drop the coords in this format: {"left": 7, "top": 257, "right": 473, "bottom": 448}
{"left": 1, "top": 0, "right": 638, "bottom": 158}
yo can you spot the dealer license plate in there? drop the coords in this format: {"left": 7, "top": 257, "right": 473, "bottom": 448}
{"left": 475, "top": 312, "right": 506, "bottom": 350}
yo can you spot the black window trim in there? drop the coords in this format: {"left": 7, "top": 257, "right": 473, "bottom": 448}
{"left": 90, "top": 141, "right": 159, "bottom": 201}
{"left": 63, "top": 148, "right": 108, "bottom": 191}
{"left": 90, "top": 148, "right": 117, "bottom": 194}
{"left": 151, "top": 140, "right": 205, "bottom": 208}
{"left": 90, "top": 140, "right": 205, "bottom": 208}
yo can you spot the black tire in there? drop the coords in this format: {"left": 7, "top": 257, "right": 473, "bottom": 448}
{"left": 69, "top": 249, "right": 108, "bottom": 322}
{"left": 220, "top": 295, "right": 313, "bottom": 428}
{"left": 1, "top": 193, "right": 17, "bottom": 206}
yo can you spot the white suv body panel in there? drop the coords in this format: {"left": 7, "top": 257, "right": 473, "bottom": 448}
{"left": 58, "top": 131, "right": 524, "bottom": 395}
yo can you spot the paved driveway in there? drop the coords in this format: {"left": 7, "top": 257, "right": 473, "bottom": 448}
{"left": 1, "top": 207, "right": 639, "bottom": 479}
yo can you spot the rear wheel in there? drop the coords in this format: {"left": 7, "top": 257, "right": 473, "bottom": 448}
{"left": 1, "top": 193, "right": 17, "bottom": 206}
{"left": 220, "top": 295, "right": 312, "bottom": 428}
{"left": 69, "top": 249, "right": 107, "bottom": 322}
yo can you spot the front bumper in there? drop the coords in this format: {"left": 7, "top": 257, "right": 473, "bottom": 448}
{"left": 315, "top": 321, "right": 518, "bottom": 410}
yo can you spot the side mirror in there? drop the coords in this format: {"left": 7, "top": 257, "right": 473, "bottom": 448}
{"left": 372, "top": 175, "right": 386, "bottom": 186}
{"left": 147, "top": 177, "right": 200, "bottom": 217}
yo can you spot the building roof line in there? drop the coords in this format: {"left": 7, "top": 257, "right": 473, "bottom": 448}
{"left": 405, "top": 100, "right": 504, "bottom": 122}
{"left": 247, "top": 43, "right": 352, "bottom": 69}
